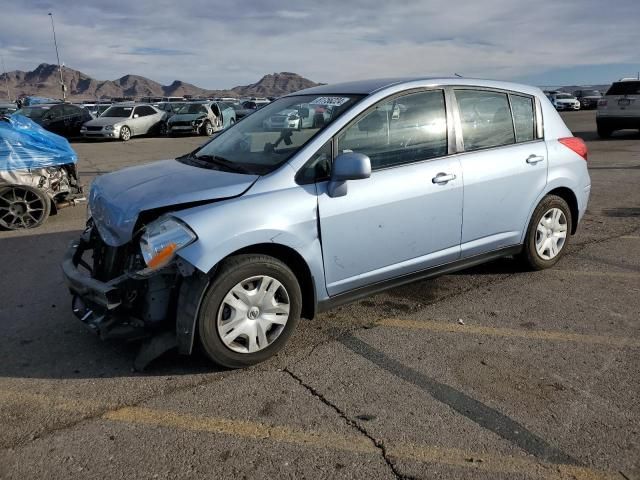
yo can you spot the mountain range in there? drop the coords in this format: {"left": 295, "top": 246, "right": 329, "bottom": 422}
{"left": 0, "top": 63, "right": 320, "bottom": 101}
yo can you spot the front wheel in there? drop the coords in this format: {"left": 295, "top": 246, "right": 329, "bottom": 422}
{"left": 198, "top": 254, "right": 302, "bottom": 368}
{"left": 0, "top": 185, "right": 51, "bottom": 230}
{"left": 120, "top": 126, "right": 131, "bottom": 141}
{"left": 201, "top": 120, "right": 214, "bottom": 136}
{"left": 519, "top": 195, "right": 572, "bottom": 270}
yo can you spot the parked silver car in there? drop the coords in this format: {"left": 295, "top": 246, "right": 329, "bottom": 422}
{"left": 63, "top": 78, "right": 590, "bottom": 369}
{"left": 80, "top": 103, "right": 166, "bottom": 141}
{"left": 167, "top": 101, "right": 236, "bottom": 136}
{"left": 596, "top": 78, "right": 640, "bottom": 137}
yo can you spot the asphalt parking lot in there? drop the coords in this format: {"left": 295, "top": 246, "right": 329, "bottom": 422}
{"left": 0, "top": 111, "right": 638, "bottom": 479}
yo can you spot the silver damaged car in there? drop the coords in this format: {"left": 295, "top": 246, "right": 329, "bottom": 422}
{"left": 80, "top": 103, "right": 167, "bottom": 141}
{"left": 63, "top": 77, "right": 590, "bottom": 369}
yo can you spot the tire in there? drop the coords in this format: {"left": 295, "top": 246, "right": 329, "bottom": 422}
{"left": 198, "top": 254, "right": 302, "bottom": 368}
{"left": 120, "top": 126, "right": 131, "bottom": 141}
{"left": 519, "top": 195, "right": 572, "bottom": 270}
{"left": 0, "top": 185, "right": 51, "bottom": 230}
{"left": 597, "top": 125, "right": 613, "bottom": 138}
{"left": 229, "top": 118, "right": 235, "bottom": 126}
{"left": 158, "top": 122, "right": 167, "bottom": 136}
{"left": 201, "top": 120, "right": 214, "bottom": 136}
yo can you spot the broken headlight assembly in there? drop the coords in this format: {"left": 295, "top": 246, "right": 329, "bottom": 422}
{"left": 139, "top": 217, "right": 197, "bottom": 271}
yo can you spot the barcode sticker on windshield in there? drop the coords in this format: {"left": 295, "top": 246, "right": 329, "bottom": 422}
{"left": 309, "top": 97, "right": 350, "bottom": 106}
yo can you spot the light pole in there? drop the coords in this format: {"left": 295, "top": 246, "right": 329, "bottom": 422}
{"left": 48, "top": 12, "right": 66, "bottom": 101}
{"left": 0, "top": 54, "right": 10, "bottom": 101}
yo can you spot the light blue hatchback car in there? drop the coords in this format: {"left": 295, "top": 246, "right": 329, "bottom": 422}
{"left": 63, "top": 77, "right": 590, "bottom": 368}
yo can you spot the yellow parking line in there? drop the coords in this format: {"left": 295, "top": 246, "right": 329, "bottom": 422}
{"left": 0, "top": 388, "right": 105, "bottom": 412}
{"left": 620, "top": 235, "right": 640, "bottom": 240}
{"left": 377, "top": 318, "right": 640, "bottom": 348}
{"left": 103, "top": 406, "right": 616, "bottom": 480}
{"left": 553, "top": 270, "right": 640, "bottom": 279}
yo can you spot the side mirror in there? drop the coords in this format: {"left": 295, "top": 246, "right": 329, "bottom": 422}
{"left": 328, "top": 152, "right": 371, "bottom": 198}
{"left": 133, "top": 114, "right": 139, "bottom": 118}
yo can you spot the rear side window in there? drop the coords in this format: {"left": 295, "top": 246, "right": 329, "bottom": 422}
{"left": 136, "top": 106, "right": 156, "bottom": 116}
{"left": 337, "top": 90, "right": 448, "bottom": 170}
{"left": 455, "top": 90, "right": 515, "bottom": 151}
{"left": 509, "top": 94, "right": 535, "bottom": 143}
{"left": 606, "top": 81, "right": 640, "bottom": 96}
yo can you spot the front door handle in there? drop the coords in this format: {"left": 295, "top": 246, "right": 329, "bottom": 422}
{"left": 526, "top": 154, "right": 545, "bottom": 164}
{"left": 432, "top": 172, "right": 457, "bottom": 184}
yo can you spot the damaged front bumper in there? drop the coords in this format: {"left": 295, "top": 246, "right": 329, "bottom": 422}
{"left": 62, "top": 225, "right": 209, "bottom": 364}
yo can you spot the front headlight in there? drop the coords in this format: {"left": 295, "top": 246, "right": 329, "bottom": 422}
{"left": 139, "top": 217, "right": 197, "bottom": 271}
{"left": 104, "top": 125, "right": 114, "bottom": 131}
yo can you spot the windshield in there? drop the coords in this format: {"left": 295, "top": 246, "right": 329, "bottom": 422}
{"left": 15, "top": 106, "right": 50, "bottom": 119}
{"left": 177, "top": 103, "right": 208, "bottom": 115}
{"left": 102, "top": 106, "right": 133, "bottom": 117}
{"left": 186, "top": 94, "right": 363, "bottom": 175}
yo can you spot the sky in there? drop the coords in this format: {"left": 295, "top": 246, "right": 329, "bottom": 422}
{"left": 0, "top": 0, "right": 639, "bottom": 89}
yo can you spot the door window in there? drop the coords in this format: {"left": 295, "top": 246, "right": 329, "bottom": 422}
{"left": 337, "top": 90, "right": 447, "bottom": 170}
{"left": 135, "top": 106, "right": 156, "bottom": 116}
{"left": 455, "top": 90, "right": 515, "bottom": 151}
{"left": 509, "top": 94, "right": 535, "bottom": 143}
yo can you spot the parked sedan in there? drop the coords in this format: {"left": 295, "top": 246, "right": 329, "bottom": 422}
{"left": 13, "top": 103, "right": 93, "bottom": 138}
{"left": 553, "top": 93, "right": 581, "bottom": 111}
{"left": 263, "top": 103, "right": 330, "bottom": 130}
{"left": 80, "top": 103, "right": 166, "bottom": 141}
{"left": 63, "top": 78, "right": 590, "bottom": 369}
{"left": 167, "top": 101, "right": 235, "bottom": 136}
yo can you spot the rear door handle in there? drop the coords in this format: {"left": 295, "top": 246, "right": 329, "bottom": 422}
{"left": 526, "top": 154, "right": 545, "bottom": 164}
{"left": 432, "top": 172, "right": 457, "bottom": 184}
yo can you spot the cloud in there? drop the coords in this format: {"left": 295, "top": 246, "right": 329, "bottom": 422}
{"left": 0, "top": 0, "right": 638, "bottom": 88}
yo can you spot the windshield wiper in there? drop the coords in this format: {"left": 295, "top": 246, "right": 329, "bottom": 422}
{"left": 194, "top": 154, "right": 252, "bottom": 174}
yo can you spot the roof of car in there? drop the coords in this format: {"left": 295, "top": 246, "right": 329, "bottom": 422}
{"left": 293, "top": 77, "right": 543, "bottom": 97}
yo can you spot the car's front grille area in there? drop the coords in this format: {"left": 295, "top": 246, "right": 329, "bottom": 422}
{"left": 171, "top": 121, "right": 192, "bottom": 127}
{"left": 86, "top": 126, "right": 103, "bottom": 131}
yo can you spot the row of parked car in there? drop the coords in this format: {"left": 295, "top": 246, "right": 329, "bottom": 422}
{"left": 543, "top": 89, "right": 602, "bottom": 111}
{"left": 0, "top": 96, "right": 273, "bottom": 141}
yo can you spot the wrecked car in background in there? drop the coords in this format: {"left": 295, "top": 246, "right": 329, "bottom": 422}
{"left": 0, "top": 114, "right": 84, "bottom": 230}
{"left": 167, "top": 101, "right": 236, "bottom": 136}
{"left": 80, "top": 103, "right": 167, "bottom": 141}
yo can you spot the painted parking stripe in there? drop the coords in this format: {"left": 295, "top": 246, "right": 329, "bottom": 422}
{"left": 104, "top": 406, "right": 615, "bottom": 480}
{"left": 377, "top": 319, "right": 640, "bottom": 348}
{"left": 339, "top": 335, "right": 577, "bottom": 466}
{"left": 553, "top": 269, "right": 640, "bottom": 279}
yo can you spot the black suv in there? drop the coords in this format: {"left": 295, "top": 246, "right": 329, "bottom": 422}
{"left": 573, "top": 89, "right": 602, "bottom": 110}
{"left": 14, "top": 103, "right": 93, "bottom": 138}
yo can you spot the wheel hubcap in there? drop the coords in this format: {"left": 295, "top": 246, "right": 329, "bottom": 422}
{"left": 217, "top": 275, "right": 290, "bottom": 354}
{"left": 0, "top": 187, "right": 46, "bottom": 229}
{"left": 535, "top": 208, "right": 568, "bottom": 260}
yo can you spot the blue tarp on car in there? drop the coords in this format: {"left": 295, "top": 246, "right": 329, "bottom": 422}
{"left": 0, "top": 114, "right": 77, "bottom": 171}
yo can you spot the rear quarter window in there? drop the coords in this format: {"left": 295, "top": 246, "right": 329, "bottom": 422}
{"left": 509, "top": 94, "right": 535, "bottom": 143}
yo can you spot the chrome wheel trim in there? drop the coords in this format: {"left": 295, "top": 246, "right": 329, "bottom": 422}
{"left": 205, "top": 122, "right": 214, "bottom": 135}
{"left": 120, "top": 127, "right": 131, "bottom": 140}
{"left": 0, "top": 187, "right": 46, "bottom": 229}
{"left": 535, "top": 207, "right": 568, "bottom": 260}
{"left": 216, "top": 275, "right": 290, "bottom": 354}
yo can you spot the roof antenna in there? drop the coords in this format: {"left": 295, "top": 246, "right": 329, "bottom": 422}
{"left": 454, "top": 73, "right": 463, "bottom": 78}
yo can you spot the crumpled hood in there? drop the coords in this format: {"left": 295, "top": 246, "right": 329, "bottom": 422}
{"left": 90, "top": 159, "right": 258, "bottom": 246}
{"left": 169, "top": 113, "right": 207, "bottom": 124}
{"left": 84, "top": 116, "right": 127, "bottom": 127}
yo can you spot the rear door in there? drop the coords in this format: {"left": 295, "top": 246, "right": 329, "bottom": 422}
{"left": 318, "top": 89, "right": 463, "bottom": 295}
{"left": 453, "top": 89, "right": 547, "bottom": 257}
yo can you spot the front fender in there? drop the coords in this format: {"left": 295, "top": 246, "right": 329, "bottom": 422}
{"left": 172, "top": 181, "right": 327, "bottom": 298}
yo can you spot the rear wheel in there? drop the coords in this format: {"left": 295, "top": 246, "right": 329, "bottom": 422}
{"left": 198, "top": 254, "right": 302, "bottom": 368}
{"left": 519, "top": 195, "right": 572, "bottom": 270}
{"left": 0, "top": 185, "right": 51, "bottom": 230}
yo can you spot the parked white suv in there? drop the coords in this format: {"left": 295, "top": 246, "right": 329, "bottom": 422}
{"left": 596, "top": 78, "right": 640, "bottom": 138}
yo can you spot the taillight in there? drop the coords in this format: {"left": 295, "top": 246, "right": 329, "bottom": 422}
{"left": 598, "top": 99, "right": 607, "bottom": 107}
{"left": 559, "top": 137, "right": 588, "bottom": 161}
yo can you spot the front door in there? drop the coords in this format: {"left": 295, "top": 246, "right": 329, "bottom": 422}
{"left": 318, "top": 89, "right": 463, "bottom": 296}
